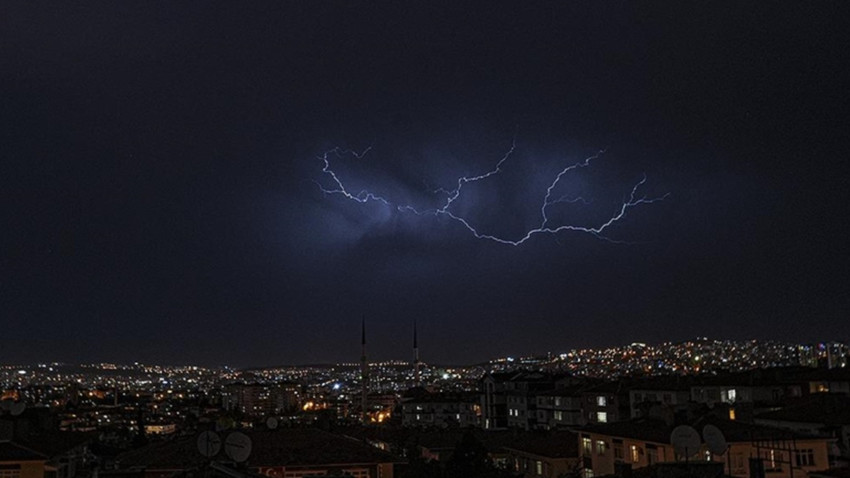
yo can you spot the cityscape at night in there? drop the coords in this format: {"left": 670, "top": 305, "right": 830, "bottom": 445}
{"left": 3, "top": 1, "right": 850, "bottom": 478}
{"left": 2, "top": 336, "right": 850, "bottom": 477}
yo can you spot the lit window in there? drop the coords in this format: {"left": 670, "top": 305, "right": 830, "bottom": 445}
{"left": 536, "top": 461, "right": 543, "bottom": 475}
{"left": 597, "top": 396, "right": 607, "bottom": 406}
{"left": 554, "top": 410, "right": 564, "bottom": 421}
{"left": 631, "top": 445, "right": 640, "bottom": 463}
{"left": 728, "top": 408, "right": 736, "bottom": 421}
{"left": 596, "top": 440, "right": 607, "bottom": 455}
{"left": 764, "top": 449, "right": 782, "bottom": 471}
{"left": 582, "top": 437, "right": 592, "bottom": 455}
{"left": 795, "top": 449, "right": 815, "bottom": 467}
{"left": 597, "top": 411, "right": 608, "bottom": 423}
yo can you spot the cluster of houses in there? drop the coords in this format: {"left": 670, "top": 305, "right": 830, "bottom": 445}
{"left": 2, "top": 366, "right": 849, "bottom": 478}
{"left": 396, "top": 367, "right": 850, "bottom": 477}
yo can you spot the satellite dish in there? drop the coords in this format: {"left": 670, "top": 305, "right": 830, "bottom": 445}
{"left": 702, "top": 424, "right": 728, "bottom": 455}
{"left": 9, "top": 402, "right": 26, "bottom": 416}
{"left": 266, "top": 417, "right": 278, "bottom": 429}
{"left": 224, "top": 432, "right": 252, "bottom": 463}
{"left": 197, "top": 431, "right": 222, "bottom": 457}
{"left": 670, "top": 425, "right": 701, "bottom": 458}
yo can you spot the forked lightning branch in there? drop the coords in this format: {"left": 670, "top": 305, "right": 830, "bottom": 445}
{"left": 315, "top": 140, "right": 668, "bottom": 245}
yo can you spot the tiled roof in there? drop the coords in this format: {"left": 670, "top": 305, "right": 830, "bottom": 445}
{"left": 537, "top": 385, "right": 586, "bottom": 397}
{"left": 756, "top": 394, "right": 850, "bottom": 425}
{"left": 810, "top": 468, "right": 850, "bottom": 478}
{"left": 578, "top": 417, "right": 824, "bottom": 445}
{"left": 581, "top": 381, "right": 627, "bottom": 394}
{"left": 695, "top": 416, "right": 822, "bottom": 442}
{"left": 579, "top": 419, "right": 672, "bottom": 444}
{"left": 403, "top": 392, "right": 478, "bottom": 404}
{"left": 0, "top": 440, "right": 46, "bottom": 461}
{"left": 624, "top": 462, "right": 735, "bottom": 478}
{"left": 501, "top": 431, "right": 578, "bottom": 458}
{"left": 628, "top": 375, "right": 696, "bottom": 391}
{"left": 401, "top": 429, "right": 575, "bottom": 456}
{"left": 117, "top": 428, "right": 399, "bottom": 469}
{"left": 17, "top": 431, "right": 96, "bottom": 457}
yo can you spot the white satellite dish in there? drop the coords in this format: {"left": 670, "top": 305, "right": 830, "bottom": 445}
{"left": 702, "top": 424, "right": 728, "bottom": 455}
{"left": 224, "top": 432, "right": 252, "bottom": 463}
{"left": 670, "top": 425, "right": 701, "bottom": 458}
{"left": 266, "top": 417, "right": 278, "bottom": 429}
{"left": 9, "top": 402, "right": 26, "bottom": 416}
{"left": 197, "top": 431, "right": 222, "bottom": 457}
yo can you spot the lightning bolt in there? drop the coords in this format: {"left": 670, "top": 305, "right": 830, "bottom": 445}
{"left": 315, "top": 140, "right": 669, "bottom": 245}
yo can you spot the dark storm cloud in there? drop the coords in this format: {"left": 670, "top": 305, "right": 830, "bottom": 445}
{"left": 2, "top": 2, "right": 849, "bottom": 365}
{"left": 312, "top": 136, "right": 667, "bottom": 247}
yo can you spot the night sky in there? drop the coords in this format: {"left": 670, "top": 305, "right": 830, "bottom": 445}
{"left": 2, "top": 2, "right": 849, "bottom": 366}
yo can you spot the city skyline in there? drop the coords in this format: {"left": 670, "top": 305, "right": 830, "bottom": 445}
{"left": 2, "top": 336, "right": 847, "bottom": 372}
{"left": 3, "top": 3, "right": 850, "bottom": 366}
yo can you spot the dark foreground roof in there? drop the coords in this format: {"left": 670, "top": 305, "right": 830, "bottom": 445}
{"left": 117, "top": 428, "right": 400, "bottom": 469}
{"left": 756, "top": 394, "right": 850, "bottom": 425}
{"left": 501, "top": 431, "right": 578, "bottom": 458}
{"left": 810, "top": 468, "right": 850, "bottom": 478}
{"left": 17, "top": 431, "right": 96, "bottom": 457}
{"left": 613, "top": 462, "right": 735, "bottom": 478}
{"left": 579, "top": 416, "right": 826, "bottom": 444}
{"left": 0, "top": 440, "right": 46, "bottom": 461}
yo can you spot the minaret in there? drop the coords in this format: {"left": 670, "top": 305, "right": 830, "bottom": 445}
{"left": 360, "top": 316, "right": 369, "bottom": 422}
{"left": 413, "top": 319, "right": 421, "bottom": 387}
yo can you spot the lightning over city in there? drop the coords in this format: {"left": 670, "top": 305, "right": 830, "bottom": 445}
{"left": 3, "top": 2, "right": 850, "bottom": 473}
{"left": 316, "top": 141, "right": 670, "bottom": 245}
{"left": 4, "top": 0, "right": 849, "bottom": 392}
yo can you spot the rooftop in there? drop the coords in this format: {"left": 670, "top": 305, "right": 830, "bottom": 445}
{"left": 117, "top": 428, "right": 399, "bottom": 469}
{"left": 501, "top": 431, "right": 578, "bottom": 458}
{"left": 756, "top": 394, "right": 850, "bottom": 425}
{"left": 0, "top": 440, "right": 46, "bottom": 462}
{"left": 579, "top": 416, "right": 826, "bottom": 445}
